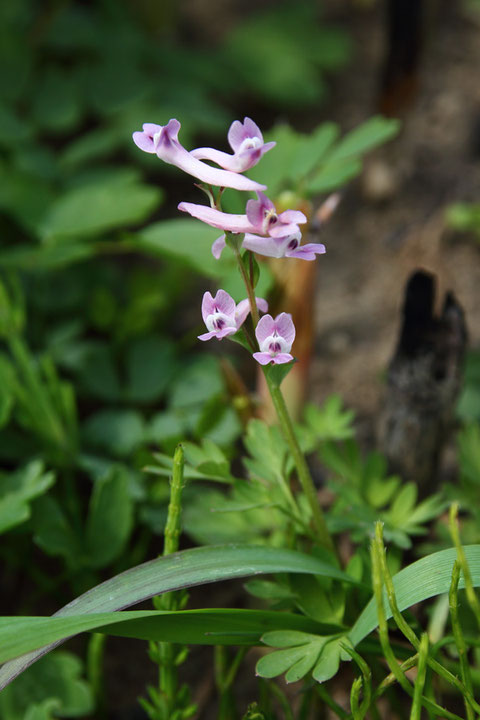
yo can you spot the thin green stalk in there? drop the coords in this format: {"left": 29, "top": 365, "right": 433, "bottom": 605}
{"left": 263, "top": 371, "right": 334, "bottom": 552}
{"left": 375, "top": 522, "right": 480, "bottom": 715}
{"left": 450, "top": 503, "right": 480, "bottom": 628}
{"left": 87, "top": 633, "right": 106, "bottom": 718}
{"left": 215, "top": 646, "right": 249, "bottom": 720}
{"left": 267, "top": 681, "right": 294, "bottom": 720}
{"left": 373, "top": 654, "right": 419, "bottom": 698}
{"left": 147, "top": 445, "right": 191, "bottom": 719}
{"left": 163, "top": 444, "right": 185, "bottom": 558}
{"left": 215, "top": 646, "right": 238, "bottom": 720}
{"left": 449, "top": 560, "right": 475, "bottom": 720}
{"left": 410, "top": 633, "right": 428, "bottom": 720}
{"left": 371, "top": 531, "right": 462, "bottom": 720}
{"left": 233, "top": 247, "right": 260, "bottom": 327}
{"left": 342, "top": 645, "right": 371, "bottom": 720}
{"left": 350, "top": 678, "right": 364, "bottom": 720}
{"left": 298, "top": 685, "right": 315, "bottom": 720}
{"left": 316, "top": 684, "right": 349, "bottom": 720}
{"left": 233, "top": 250, "right": 334, "bottom": 551}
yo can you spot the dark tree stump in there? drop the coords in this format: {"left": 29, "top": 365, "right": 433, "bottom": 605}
{"left": 379, "top": 270, "right": 467, "bottom": 492}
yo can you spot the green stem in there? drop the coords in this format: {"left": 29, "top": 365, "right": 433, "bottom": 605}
{"left": 410, "top": 634, "right": 428, "bottom": 720}
{"left": 263, "top": 371, "right": 334, "bottom": 552}
{"left": 316, "top": 685, "right": 349, "bottom": 720}
{"left": 152, "top": 445, "right": 187, "bottom": 716}
{"left": 371, "top": 531, "right": 463, "bottom": 720}
{"left": 342, "top": 645, "right": 371, "bottom": 720}
{"left": 234, "top": 248, "right": 259, "bottom": 326}
{"left": 233, "top": 249, "right": 334, "bottom": 551}
{"left": 215, "top": 646, "right": 237, "bottom": 720}
{"left": 268, "top": 681, "right": 295, "bottom": 720}
{"left": 450, "top": 502, "right": 480, "bottom": 628}
{"left": 87, "top": 633, "right": 106, "bottom": 718}
{"left": 163, "top": 444, "right": 185, "bottom": 558}
{"left": 375, "top": 522, "right": 480, "bottom": 715}
{"left": 449, "top": 560, "right": 475, "bottom": 720}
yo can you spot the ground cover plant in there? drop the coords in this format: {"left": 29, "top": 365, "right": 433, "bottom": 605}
{"left": 2, "top": 2, "right": 480, "bottom": 719}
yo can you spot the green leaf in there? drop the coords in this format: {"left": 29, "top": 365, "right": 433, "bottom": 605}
{"left": 304, "top": 395, "right": 355, "bottom": 442}
{"left": 32, "top": 496, "right": 81, "bottom": 565}
{"left": 307, "top": 157, "right": 362, "bottom": 194}
{"left": 125, "top": 335, "right": 176, "bottom": 404}
{"left": 169, "top": 356, "right": 224, "bottom": 409}
{"left": 0, "top": 544, "right": 357, "bottom": 687}
{"left": 257, "top": 631, "right": 332, "bottom": 683}
{"left": 31, "top": 67, "right": 82, "bottom": 133}
{"left": 349, "top": 544, "right": 480, "bottom": 647}
{"left": 288, "top": 123, "right": 339, "bottom": 180}
{"left": 243, "top": 419, "right": 288, "bottom": 484}
{"left": 388, "top": 482, "right": 417, "bottom": 525}
{"left": 0, "top": 243, "right": 95, "bottom": 271}
{"left": 60, "top": 127, "right": 123, "bottom": 170}
{"left": 24, "top": 700, "right": 60, "bottom": 720}
{"left": 312, "top": 638, "right": 341, "bottom": 683}
{"left": 40, "top": 176, "right": 162, "bottom": 242}
{"left": 0, "top": 651, "right": 93, "bottom": 720}
{"left": 263, "top": 360, "right": 295, "bottom": 388}
{"left": 0, "top": 462, "right": 55, "bottom": 535}
{"left": 82, "top": 409, "right": 145, "bottom": 457}
{"left": 256, "top": 645, "right": 312, "bottom": 679}
{"left": 326, "top": 116, "right": 401, "bottom": 163}
{"left": 85, "top": 466, "right": 133, "bottom": 568}
{"left": 135, "top": 219, "right": 226, "bottom": 278}
{"left": 0, "top": 105, "right": 33, "bottom": 145}
{"left": 244, "top": 579, "right": 297, "bottom": 602}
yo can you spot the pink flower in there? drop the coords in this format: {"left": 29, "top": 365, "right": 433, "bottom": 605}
{"left": 242, "top": 232, "right": 326, "bottom": 260}
{"left": 191, "top": 117, "right": 276, "bottom": 173}
{"left": 132, "top": 119, "right": 266, "bottom": 192}
{"left": 198, "top": 290, "right": 268, "bottom": 341}
{"left": 180, "top": 192, "right": 321, "bottom": 260}
{"left": 253, "top": 313, "right": 296, "bottom": 365}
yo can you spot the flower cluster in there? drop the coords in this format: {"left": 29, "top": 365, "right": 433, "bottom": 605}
{"left": 133, "top": 117, "right": 328, "bottom": 365}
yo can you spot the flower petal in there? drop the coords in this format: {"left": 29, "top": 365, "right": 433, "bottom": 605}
{"left": 272, "top": 353, "right": 294, "bottom": 364}
{"left": 133, "top": 119, "right": 266, "bottom": 191}
{"left": 242, "top": 234, "right": 289, "bottom": 258}
{"left": 274, "top": 313, "right": 296, "bottom": 348}
{"left": 286, "top": 243, "right": 326, "bottom": 261}
{"left": 212, "top": 289, "right": 236, "bottom": 316}
{"left": 228, "top": 118, "right": 260, "bottom": 151}
{"left": 235, "top": 296, "right": 269, "bottom": 328}
{"left": 257, "top": 297, "right": 269, "bottom": 314}
{"left": 278, "top": 210, "right": 307, "bottom": 225}
{"left": 269, "top": 222, "right": 303, "bottom": 239}
{"left": 201, "top": 292, "right": 216, "bottom": 323}
{"left": 132, "top": 131, "right": 156, "bottom": 153}
{"left": 253, "top": 351, "right": 275, "bottom": 365}
{"left": 198, "top": 330, "right": 217, "bottom": 341}
{"left": 212, "top": 235, "right": 227, "bottom": 259}
{"left": 246, "top": 192, "right": 275, "bottom": 229}
{"left": 255, "top": 314, "right": 276, "bottom": 345}
{"left": 178, "top": 203, "right": 256, "bottom": 234}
